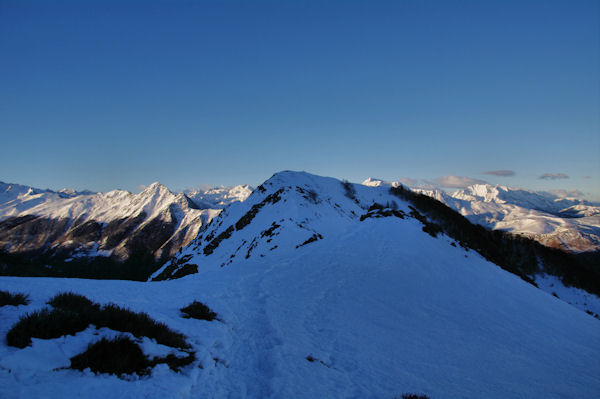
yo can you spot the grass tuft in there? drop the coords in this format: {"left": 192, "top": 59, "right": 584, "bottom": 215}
{"left": 70, "top": 336, "right": 197, "bottom": 377}
{"left": 0, "top": 290, "right": 30, "bottom": 307}
{"left": 7, "top": 291, "right": 190, "bottom": 349}
{"left": 95, "top": 304, "right": 189, "bottom": 349}
{"left": 180, "top": 300, "right": 218, "bottom": 321}
{"left": 47, "top": 292, "right": 99, "bottom": 314}
{"left": 6, "top": 308, "right": 90, "bottom": 348}
{"left": 7, "top": 291, "right": 196, "bottom": 377}
{"left": 70, "top": 336, "right": 150, "bottom": 376}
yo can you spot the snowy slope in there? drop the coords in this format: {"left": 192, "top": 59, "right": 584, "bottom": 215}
{"left": 0, "top": 182, "right": 45, "bottom": 205}
{"left": 157, "top": 172, "right": 600, "bottom": 312}
{"left": 388, "top": 181, "right": 600, "bottom": 253}
{"left": 1, "top": 172, "right": 599, "bottom": 398}
{"left": 153, "top": 171, "right": 410, "bottom": 278}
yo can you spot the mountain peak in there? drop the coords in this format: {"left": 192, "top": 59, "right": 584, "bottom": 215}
{"left": 264, "top": 170, "right": 320, "bottom": 185}
{"left": 262, "top": 171, "right": 351, "bottom": 193}
{"left": 140, "top": 182, "right": 172, "bottom": 196}
{"left": 184, "top": 183, "right": 253, "bottom": 209}
{"left": 362, "top": 177, "right": 388, "bottom": 187}
{"left": 146, "top": 181, "right": 166, "bottom": 189}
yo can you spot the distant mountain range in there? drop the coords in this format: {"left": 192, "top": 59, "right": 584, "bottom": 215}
{"left": 0, "top": 180, "right": 251, "bottom": 279}
{"left": 363, "top": 178, "right": 600, "bottom": 252}
{"left": 1, "top": 175, "right": 598, "bottom": 281}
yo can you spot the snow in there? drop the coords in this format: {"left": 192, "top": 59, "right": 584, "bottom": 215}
{"left": 0, "top": 326, "right": 185, "bottom": 376}
{"left": 0, "top": 181, "right": 250, "bottom": 225}
{"left": 534, "top": 273, "right": 600, "bottom": 317}
{"left": 67, "top": 243, "right": 113, "bottom": 259}
{"left": 406, "top": 183, "right": 600, "bottom": 252}
{"left": 1, "top": 171, "right": 598, "bottom": 398}
{"left": 0, "top": 180, "right": 246, "bottom": 260}
{"left": 361, "top": 177, "right": 387, "bottom": 187}
{"left": 185, "top": 185, "right": 253, "bottom": 209}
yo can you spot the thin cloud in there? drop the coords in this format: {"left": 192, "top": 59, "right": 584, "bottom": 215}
{"left": 396, "top": 177, "right": 438, "bottom": 190}
{"left": 548, "top": 189, "right": 584, "bottom": 198}
{"left": 583, "top": 176, "right": 591, "bottom": 179}
{"left": 185, "top": 183, "right": 216, "bottom": 192}
{"left": 538, "top": 173, "right": 569, "bottom": 180}
{"left": 421, "top": 180, "right": 440, "bottom": 190}
{"left": 482, "top": 170, "right": 515, "bottom": 177}
{"left": 398, "top": 177, "right": 419, "bottom": 186}
{"left": 435, "top": 175, "right": 487, "bottom": 188}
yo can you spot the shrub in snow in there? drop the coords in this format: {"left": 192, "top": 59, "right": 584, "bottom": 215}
{"left": 296, "top": 186, "right": 319, "bottom": 203}
{"left": 170, "top": 263, "right": 199, "bottom": 280}
{"left": 69, "top": 336, "right": 197, "bottom": 377}
{"left": 400, "top": 394, "right": 430, "bottom": 399}
{"left": 295, "top": 233, "right": 323, "bottom": 248}
{"left": 95, "top": 304, "right": 189, "bottom": 349}
{"left": 7, "top": 308, "right": 90, "bottom": 348}
{"left": 156, "top": 351, "right": 197, "bottom": 372}
{"left": 305, "top": 355, "right": 331, "bottom": 368}
{"left": 180, "top": 300, "right": 218, "bottom": 321}
{"left": 70, "top": 336, "right": 151, "bottom": 376}
{"left": 0, "top": 290, "right": 30, "bottom": 307}
{"left": 359, "top": 203, "right": 407, "bottom": 221}
{"left": 6, "top": 292, "right": 190, "bottom": 350}
{"left": 341, "top": 180, "right": 357, "bottom": 201}
{"left": 47, "top": 291, "right": 99, "bottom": 314}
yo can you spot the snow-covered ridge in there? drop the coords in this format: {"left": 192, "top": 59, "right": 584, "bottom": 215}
{"left": 361, "top": 179, "right": 600, "bottom": 252}
{"left": 153, "top": 171, "right": 407, "bottom": 279}
{"left": 155, "top": 171, "right": 599, "bottom": 317}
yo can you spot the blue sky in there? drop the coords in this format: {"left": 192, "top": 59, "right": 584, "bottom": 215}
{"left": 1, "top": 0, "right": 599, "bottom": 199}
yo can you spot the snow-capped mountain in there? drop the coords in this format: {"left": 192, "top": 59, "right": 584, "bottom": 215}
{"left": 447, "top": 185, "right": 600, "bottom": 252}
{"left": 184, "top": 184, "right": 253, "bottom": 209}
{"left": 156, "top": 171, "right": 599, "bottom": 315}
{"left": 0, "top": 181, "right": 94, "bottom": 204}
{"left": 451, "top": 183, "right": 599, "bottom": 216}
{"left": 1, "top": 171, "right": 598, "bottom": 399}
{"left": 365, "top": 179, "right": 600, "bottom": 252}
{"left": 0, "top": 181, "right": 251, "bottom": 275}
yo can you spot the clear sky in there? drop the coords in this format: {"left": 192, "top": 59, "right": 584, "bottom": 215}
{"left": 1, "top": 0, "right": 599, "bottom": 199}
